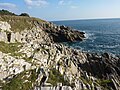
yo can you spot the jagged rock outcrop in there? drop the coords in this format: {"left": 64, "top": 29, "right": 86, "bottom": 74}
{"left": 0, "top": 31, "right": 7, "bottom": 42}
{"left": 0, "top": 15, "right": 120, "bottom": 90}
{"left": 0, "top": 51, "right": 32, "bottom": 80}
{"left": 44, "top": 25, "right": 85, "bottom": 42}
{"left": 0, "top": 21, "right": 11, "bottom": 31}
{"left": 0, "top": 16, "right": 85, "bottom": 43}
{"left": 0, "top": 42, "right": 119, "bottom": 90}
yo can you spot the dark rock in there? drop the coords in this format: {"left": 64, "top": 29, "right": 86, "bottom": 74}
{"left": 102, "top": 53, "right": 110, "bottom": 59}
{"left": 44, "top": 24, "right": 85, "bottom": 43}
{"left": 7, "top": 32, "right": 11, "bottom": 42}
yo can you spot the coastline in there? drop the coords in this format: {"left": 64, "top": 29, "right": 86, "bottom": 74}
{"left": 53, "top": 19, "right": 120, "bottom": 55}
{"left": 0, "top": 15, "right": 120, "bottom": 90}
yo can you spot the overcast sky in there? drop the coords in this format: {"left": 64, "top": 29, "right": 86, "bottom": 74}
{"left": 0, "top": 0, "right": 120, "bottom": 21}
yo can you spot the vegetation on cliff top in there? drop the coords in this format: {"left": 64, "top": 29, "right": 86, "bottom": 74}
{"left": 19, "top": 13, "right": 30, "bottom": 17}
{"left": 0, "top": 10, "right": 16, "bottom": 16}
{"left": 0, "top": 9, "right": 29, "bottom": 17}
{"left": 0, "top": 10, "right": 46, "bottom": 32}
{"left": 0, "top": 15, "right": 46, "bottom": 32}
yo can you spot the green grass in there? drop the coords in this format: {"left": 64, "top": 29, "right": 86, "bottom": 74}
{"left": 0, "top": 41, "right": 22, "bottom": 57}
{"left": 2, "top": 69, "right": 39, "bottom": 90}
{"left": 0, "top": 15, "right": 46, "bottom": 32}
{"left": 79, "top": 76, "right": 113, "bottom": 89}
{"left": 0, "top": 10, "right": 16, "bottom": 16}
{"left": 22, "top": 57, "right": 33, "bottom": 63}
{"left": 47, "top": 68, "right": 70, "bottom": 86}
{"left": 97, "top": 79, "right": 112, "bottom": 86}
{"left": 0, "top": 80, "right": 4, "bottom": 88}
{"left": 0, "top": 41, "right": 35, "bottom": 62}
{"left": 94, "top": 79, "right": 112, "bottom": 90}
{"left": 79, "top": 76, "right": 93, "bottom": 86}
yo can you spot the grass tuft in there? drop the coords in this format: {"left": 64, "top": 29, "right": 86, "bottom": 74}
{"left": 47, "top": 68, "right": 70, "bottom": 86}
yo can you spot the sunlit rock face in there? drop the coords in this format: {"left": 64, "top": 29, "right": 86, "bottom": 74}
{"left": 0, "top": 21, "right": 11, "bottom": 32}
{"left": 0, "top": 22, "right": 48, "bottom": 43}
{"left": 0, "top": 15, "right": 119, "bottom": 90}
{"left": 0, "top": 17, "right": 85, "bottom": 44}
{"left": 0, "top": 31, "right": 7, "bottom": 42}
{"left": 0, "top": 51, "right": 32, "bottom": 80}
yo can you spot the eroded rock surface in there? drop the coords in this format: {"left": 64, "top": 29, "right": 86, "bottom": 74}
{"left": 0, "top": 15, "right": 120, "bottom": 90}
{"left": 0, "top": 17, "right": 85, "bottom": 43}
{"left": 0, "top": 21, "right": 11, "bottom": 32}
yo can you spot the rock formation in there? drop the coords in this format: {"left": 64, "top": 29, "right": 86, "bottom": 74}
{"left": 0, "top": 15, "right": 119, "bottom": 90}
{"left": 0, "top": 15, "right": 85, "bottom": 43}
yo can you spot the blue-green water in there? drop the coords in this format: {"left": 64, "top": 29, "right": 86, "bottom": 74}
{"left": 53, "top": 19, "right": 120, "bottom": 55}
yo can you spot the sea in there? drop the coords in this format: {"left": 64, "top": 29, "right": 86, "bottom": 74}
{"left": 53, "top": 18, "right": 120, "bottom": 55}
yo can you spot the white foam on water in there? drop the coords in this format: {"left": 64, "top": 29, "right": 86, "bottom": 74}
{"left": 95, "top": 44, "right": 120, "bottom": 49}
{"left": 83, "top": 31, "right": 96, "bottom": 40}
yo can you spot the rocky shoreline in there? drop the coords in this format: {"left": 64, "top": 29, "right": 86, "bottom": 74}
{"left": 0, "top": 15, "right": 85, "bottom": 43}
{"left": 0, "top": 15, "right": 120, "bottom": 90}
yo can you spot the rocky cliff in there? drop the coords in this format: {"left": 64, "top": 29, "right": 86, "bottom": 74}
{"left": 0, "top": 15, "right": 85, "bottom": 43}
{"left": 0, "top": 14, "right": 120, "bottom": 90}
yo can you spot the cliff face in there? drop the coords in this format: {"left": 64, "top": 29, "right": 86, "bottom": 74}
{"left": 0, "top": 15, "right": 120, "bottom": 90}
{"left": 0, "top": 15, "right": 85, "bottom": 43}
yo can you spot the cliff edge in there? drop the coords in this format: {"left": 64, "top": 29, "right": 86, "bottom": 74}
{"left": 0, "top": 11, "right": 120, "bottom": 90}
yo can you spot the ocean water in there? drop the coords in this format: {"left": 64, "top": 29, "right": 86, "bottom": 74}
{"left": 53, "top": 19, "right": 120, "bottom": 55}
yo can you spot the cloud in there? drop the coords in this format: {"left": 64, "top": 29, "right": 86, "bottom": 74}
{"left": 58, "top": 0, "right": 64, "bottom": 5}
{"left": 24, "top": 0, "right": 48, "bottom": 8}
{"left": 0, "top": 3, "right": 16, "bottom": 10}
{"left": 58, "top": 0, "right": 78, "bottom": 9}
{"left": 70, "top": 6, "right": 78, "bottom": 9}
{"left": 58, "top": 0, "right": 72, "bottom": 6}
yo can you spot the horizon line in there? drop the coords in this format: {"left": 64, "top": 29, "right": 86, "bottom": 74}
{"left": 50, "top": 17, "right": 120, "bottom": 22}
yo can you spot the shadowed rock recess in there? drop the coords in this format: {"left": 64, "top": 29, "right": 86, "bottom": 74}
{"left": 0, "top": 13, "right": 120, "bottom": 90}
